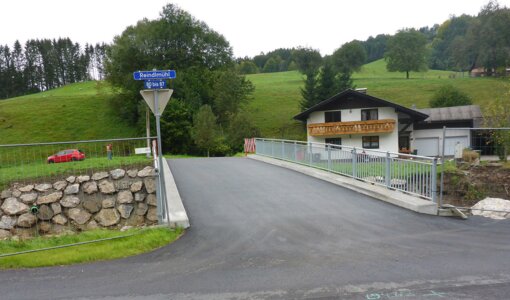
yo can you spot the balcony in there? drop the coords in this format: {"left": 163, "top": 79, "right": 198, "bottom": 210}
{"left": 308, "top": 119, "right": 396, "bottom": 136}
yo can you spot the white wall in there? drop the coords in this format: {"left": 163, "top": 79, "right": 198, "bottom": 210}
{"left": 412, "top": 128, "right": 471, "bottom": 156}
{"left": 306, "top": 107, "right": 399, "bottom": 153}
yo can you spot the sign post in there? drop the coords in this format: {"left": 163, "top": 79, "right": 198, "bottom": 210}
{"left": 135, "top": 69, "right": 175, "bottom": 224}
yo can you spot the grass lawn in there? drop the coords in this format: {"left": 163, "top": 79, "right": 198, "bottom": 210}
{"left": 0, "top": 227, "right": 182, "bottom": 269}
{"left": 246, "top": 59, "right": 510, "bottom": 140}
{"left": 0, "top": 81, "right": 138, "bottom": 144}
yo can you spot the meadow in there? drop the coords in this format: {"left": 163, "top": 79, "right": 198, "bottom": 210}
{"left": 246, "top": 59, "right": 510, "bottom": 139}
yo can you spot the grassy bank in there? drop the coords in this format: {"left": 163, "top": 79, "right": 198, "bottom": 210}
{"left": 0, "top": 81, "right": 138, "bottom": 144}
{"left": 0, "top": 227, "right": 182, "bottom": 269}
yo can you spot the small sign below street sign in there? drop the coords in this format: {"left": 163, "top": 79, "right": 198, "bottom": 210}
{"left": 140, "top": 89, "right": 173, "bottom": 116}
{"left": 133, "top": 70, "right": 176, "bottom": 80}
{"left": 144, "top": 80, "right": 167, "bottom": 89}
{"left": 135, "top": 147, "right": 151, "bottom": 155}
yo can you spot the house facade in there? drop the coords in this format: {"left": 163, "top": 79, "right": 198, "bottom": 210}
{"left": 293, "top": 89, "right": 482, "bottom": 157}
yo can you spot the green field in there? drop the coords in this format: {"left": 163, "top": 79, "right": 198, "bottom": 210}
{"left": 246, "top": 59, "right": 510, "bottom": 139}
{"left": 0, "top": 81, "right": 138, "bottom": 144}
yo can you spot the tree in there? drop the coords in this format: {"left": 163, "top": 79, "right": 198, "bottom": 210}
{"left": 362, "top": 34, "right": 390, "bottom": 62}
{"left": 211, "top": 70, "right": 254, "bottom": 126}
{"left": 105, "top": 4, "right": 251, "bottom": 154}
{"left": 385, "top": 29, "right": 428, "bottom": 79}
{"left": 262, "top": 56, "right": 282, "bottom": 73}
{"left": 237, "top": 61, "right": 259, "bottom": 74}
{"left": 227, "top": 110, "right": 260, "bottom": 153}
{"left": 192, "top": 105, "right": 223, "bottom": 157}
{"left": 332, "top": 40, "right": 366, "bottom": 74}
{"left": 317, "top": 58, "right": 337, "bottom": 101}
{"left": 292, "top": 47, "right": 322, "bottom": 111}
{"left": 477, "top": 1, "right": 510, "bottom": 75}
{"left": 292, "top": 47, "right": 322, "bottom": 77}
{"left": 429, "top": 85, "right": 472, "bottom": 108}
{"left": 484, "top": 86, "right": 510, "bottom": 161}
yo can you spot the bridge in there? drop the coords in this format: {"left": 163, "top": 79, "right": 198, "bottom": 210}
{"left": 0, "top": 155, "right": 510, "bottom": 299}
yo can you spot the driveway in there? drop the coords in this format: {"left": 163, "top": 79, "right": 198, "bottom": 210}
{"left": 0, "top": 157, "right": 509, "bottom": 299}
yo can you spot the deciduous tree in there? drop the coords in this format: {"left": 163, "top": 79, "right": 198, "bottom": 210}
{"left": 385, "top": 29, "right": 428, "bottom": 79}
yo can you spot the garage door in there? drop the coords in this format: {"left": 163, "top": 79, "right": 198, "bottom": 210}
{"left": 414, "top": 137, "right": 439, "bottom": 156}
{"left": 444, "top": 136, "right": 469, "bottom": 156}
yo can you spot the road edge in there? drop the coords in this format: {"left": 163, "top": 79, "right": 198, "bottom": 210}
{"left": 248, "top": 154, "right": 438, "bottom": 216}
{"left": 162, "top": 157, "right": 190, "bottom": 228}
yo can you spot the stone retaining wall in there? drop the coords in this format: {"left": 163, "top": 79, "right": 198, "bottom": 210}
{"left": 0, "top": 166, "right": 158, "bottom": 239}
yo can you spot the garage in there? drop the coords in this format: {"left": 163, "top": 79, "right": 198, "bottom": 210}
{"left": 444, "top": 136, "right": 469, "bottom": 156}
{"left": 414, "top": 137, "right": 439, "bottom": 156}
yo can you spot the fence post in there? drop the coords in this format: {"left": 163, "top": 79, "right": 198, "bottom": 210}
{"left": 281, "top": 140, "right": 285, "bottom": 160}
{"left": 385, "top": 151, "right": 391, "bottom": 187}
{"left": 294, "top": 141, "right": 297, "bottom": 162}
{"left": 352, "top": 148, "right": 357, "bottom": 178}
{"left": 431, "top": 157, "right": 438, "bottom": 205}
{"left": 439, "top": 126, "right": 446, "bottom": 207}
{"left": 308, "top": 142, "right": 313, "bottom": 166}
{"left": 271, "top": 140, "right": 275, "bottom": 157}
{"left": 327, "top": 145, "right": 331, "bottom": 171}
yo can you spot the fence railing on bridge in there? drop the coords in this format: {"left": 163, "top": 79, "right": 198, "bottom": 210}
{"left": 255, "top": 138, "right": 439, "bottom": 202}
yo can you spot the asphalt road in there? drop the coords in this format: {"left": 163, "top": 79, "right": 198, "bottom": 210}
{"left": 1, "top": 157, "right": 510, "bottom": 300}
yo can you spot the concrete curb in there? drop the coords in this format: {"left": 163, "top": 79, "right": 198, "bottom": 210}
{"left": 162, "top": 157, "right": 190, "bottom": 228}
{"left": 248, "top": 154, "right": 438, "bottom": 215}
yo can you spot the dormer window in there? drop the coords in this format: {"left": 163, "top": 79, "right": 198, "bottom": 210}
{"left": 325, "top": 111, "right": 341, "bottom": 123}
{"left": 361, "top": 109, "right": 378, "bottom": 121}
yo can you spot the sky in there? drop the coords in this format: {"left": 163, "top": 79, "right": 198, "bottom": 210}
{"left": 2, "top": 0, "right": 510, "bottom": 58}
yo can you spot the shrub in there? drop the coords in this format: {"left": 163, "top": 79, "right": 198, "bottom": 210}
{"left": 429, "top": 85, "right": 472, "bottom": 108}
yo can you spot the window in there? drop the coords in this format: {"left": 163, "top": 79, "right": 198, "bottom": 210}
{"left": 325, "top": 138, "right": 342, "bottom": 146}
{"left": 361, "top": 109, "right": 378, "bottom": 121}
{"left": 362, "top": 136, "right": 379, "bottom": 149}
{"left": 325, "top": 111, "right": 341, "bottom": 123}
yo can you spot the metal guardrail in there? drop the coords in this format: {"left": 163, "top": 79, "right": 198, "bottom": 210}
{"left": 255, "top": 138, "right": 438, "bottom": 202}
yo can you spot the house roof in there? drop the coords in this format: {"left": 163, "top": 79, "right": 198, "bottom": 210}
{"left": 416, "top": 105, "right": 482, "bottom": 123}
{"left": 293, "top": 89, "right": 429, "bottom": 122}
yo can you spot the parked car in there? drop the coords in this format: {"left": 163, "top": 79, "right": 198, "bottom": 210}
{"left": 47, "top": 149, "right": 85, "bottom": 163}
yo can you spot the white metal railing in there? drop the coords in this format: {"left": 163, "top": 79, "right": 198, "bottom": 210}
{"left": 255, "top": 138, "right": 439, "bottom": 202}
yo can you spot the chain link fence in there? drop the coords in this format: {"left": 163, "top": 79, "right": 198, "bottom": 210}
{"left": 0, "top": 137, "right": 155, "bottom": 191}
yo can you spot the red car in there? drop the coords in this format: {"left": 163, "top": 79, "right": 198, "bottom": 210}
{"left": 47, "top": 149, "right": 85, "bottom": 163}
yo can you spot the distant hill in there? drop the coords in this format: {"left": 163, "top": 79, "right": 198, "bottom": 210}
{"left": 0, "top": 81, "right": 138, "bottom": 144}
{"left": 246, "top": 59, "right": 509, "bottom": 139}
{"left": 1, "top": 59, "right": 507, "bottom": 145}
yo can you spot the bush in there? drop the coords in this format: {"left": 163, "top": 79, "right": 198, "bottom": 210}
{"left": 429, "top": 85, "right": 472, "bottom": 108}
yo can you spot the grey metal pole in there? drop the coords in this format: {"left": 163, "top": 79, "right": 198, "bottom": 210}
{"left": 432, "top": 157, "right": 438, "bottom": 205}
{"left": 352, "top": 148, "right": 357, "bottom": 178}
{"left": 385, "top": 151, "right": 391, "bottom": 187}
{"left": 294, "top": 141, "right": 297, "bottom": 162}
{"left": 327, "top": 145, "right": 331, "bottom": 171}
{"left": 146, "top": 108, "right": 151, "bottom": 159}
{"left": 439, "top": 126, "right": 446, "bottom": 207}
{"left": 154, "top": 90, "right": 170, "bottom": 224}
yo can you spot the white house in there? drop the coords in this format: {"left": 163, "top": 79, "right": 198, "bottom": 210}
{"left": 293, "top": 89, "right": 483, "bottom": 157}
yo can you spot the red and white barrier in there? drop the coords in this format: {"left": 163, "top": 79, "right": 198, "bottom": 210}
{"left": 244, "top": 138, "right": 256, "bottom": 156}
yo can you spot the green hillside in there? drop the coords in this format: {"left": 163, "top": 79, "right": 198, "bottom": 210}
{"left": 0, "top": 81, "right": 138, "bottom": 144}
{"left": 246, "top": 59, "right": 509, "bottom": 139}
{"left": 1, "top": 59, "right": 508, "bottom": 146}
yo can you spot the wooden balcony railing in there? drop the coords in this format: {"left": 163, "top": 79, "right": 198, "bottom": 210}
{"left": 308, "top": 119, "right": 396, "bottom": 136}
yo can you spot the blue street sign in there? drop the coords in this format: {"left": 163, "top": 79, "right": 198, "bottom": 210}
{"left": 133, "top": 70, "right": 176, "bottom": 80}
{"left": 144, "top": 80, "right": 167, "bottom": 89}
